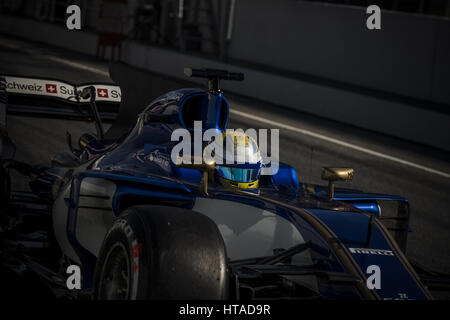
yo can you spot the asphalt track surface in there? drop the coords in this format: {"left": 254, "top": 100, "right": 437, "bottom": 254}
{"left": 1, "top": 35, "right": 449, "bottom": 291}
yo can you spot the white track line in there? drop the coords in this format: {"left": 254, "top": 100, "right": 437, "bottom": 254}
{"left": 45, "top": 56, "right": 109, "bottom": 77}
{"left": 1, "top": 40, "right": 109, "bottom": 77}
{"left": 3, "top": 38, "right": 448, "bottom": 179}
{"left": 230, "top": 109, "right": 450, "bottom": 179}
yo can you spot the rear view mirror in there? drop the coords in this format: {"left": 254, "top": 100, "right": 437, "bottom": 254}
{"left": 177, "top": 157, "right": 215, "bottom": 197}
{"left": 321, "top": 167, "right": 354, "bottom": 199}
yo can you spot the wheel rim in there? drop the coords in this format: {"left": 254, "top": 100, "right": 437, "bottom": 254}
{"left": 98, "top": 242, "right": 131, "bottom": 300}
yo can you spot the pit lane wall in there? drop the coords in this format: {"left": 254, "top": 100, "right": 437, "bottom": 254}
{"left": 1, "top": 1, "right": 449, "bottom": 151}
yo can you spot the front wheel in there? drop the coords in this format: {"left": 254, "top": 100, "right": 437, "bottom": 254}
{"left": 92, "top": 205, "right": 228, "bottom": 300}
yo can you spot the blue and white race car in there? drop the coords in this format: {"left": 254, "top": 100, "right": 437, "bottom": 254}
{"left": 0, "top": 67, "right": 444, "bottom": 300}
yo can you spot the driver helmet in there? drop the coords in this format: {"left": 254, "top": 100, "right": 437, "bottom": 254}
{"left": 203, "top": 131, "right": 261, "bottom": 189}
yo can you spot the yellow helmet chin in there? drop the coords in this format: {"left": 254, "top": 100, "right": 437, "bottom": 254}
{"left": 219, "top": 177, "right": 259, "bottom": 189}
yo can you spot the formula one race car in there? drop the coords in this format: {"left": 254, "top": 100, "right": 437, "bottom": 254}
{"left": 0, "top": 65, "right": 447, "bottom": 300}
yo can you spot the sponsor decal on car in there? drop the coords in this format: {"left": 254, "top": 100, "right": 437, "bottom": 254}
{"left": 134, "top": 148, "right": 172, "bottom": 172}
{"left": 45, "top": 84, "right": 58, "bottom": 94}
{"left": 349, "top": 247, "right": 394, "bottom": 256}
{"left": 97, "top": 88, "right": 109, "bottom": 98}
{"left": 2, "top": 76, "right": 122, "bottom": 103}
{"left": 6, "top": 79, "right": 44, "bottom": 93}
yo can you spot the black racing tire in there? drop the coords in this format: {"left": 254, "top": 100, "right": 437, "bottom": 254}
{"left": 92, "top": 205, "right": 228, "bottom": 300}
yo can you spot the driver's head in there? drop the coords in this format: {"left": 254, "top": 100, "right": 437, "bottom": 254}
{"left": 204, "top": 131, "right": 261, "bottom": 189}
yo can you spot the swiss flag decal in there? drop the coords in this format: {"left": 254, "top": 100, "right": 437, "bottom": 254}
{"left": 46, "top": 84, "right": 57, "bottom": 94}
{"left": 97, "top": 88, "right": 109, "bottom": 98}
